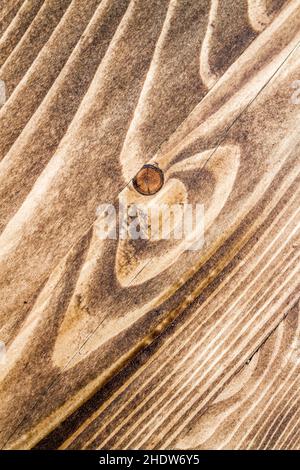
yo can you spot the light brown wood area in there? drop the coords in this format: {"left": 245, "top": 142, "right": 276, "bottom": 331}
{"left": 0, "top": 0, "right": 299, "bottom": 450}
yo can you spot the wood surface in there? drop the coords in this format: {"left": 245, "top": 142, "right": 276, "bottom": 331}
{"left": 0, "top": 0, "right": 299, "bottom": 450}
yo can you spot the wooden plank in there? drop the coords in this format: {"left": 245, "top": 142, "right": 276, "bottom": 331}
{"left": 0, "top": 0, "right": 299, "bottom": 450}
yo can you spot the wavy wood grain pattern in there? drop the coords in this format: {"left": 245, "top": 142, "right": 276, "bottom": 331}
{"left": 173, "top": 302, "right": 300, "bottom": 450}
{"left": 0, "top": 0, "right": 299, "bottom": 450}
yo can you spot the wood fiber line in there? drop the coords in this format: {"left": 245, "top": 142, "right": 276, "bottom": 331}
{"left": 0, "top": 0, "right": 102, "bottom": 160}
{"left": 169, "top": 302, "right": 300, "bottom": 450}
{"left": 155, "top": 0, "right": 298, "bottom": 160}
{"left": 0, "top": 0, "right": 25, "bottom": 38}
{"left": 0, "top": 0, "right": 45, "bottom": 67}
{"left": 0, "top": 0, "right": 299, "bottom": 451}
{"left": 0, "top": 0, "right": 72, "bottom": 96}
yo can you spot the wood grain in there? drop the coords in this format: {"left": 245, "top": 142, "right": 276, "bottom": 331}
{"left": 0, "top": 0, "right": 299, "bottom": 450}
{"left": 173, "top": 303, "right": 300, "bottom": 450}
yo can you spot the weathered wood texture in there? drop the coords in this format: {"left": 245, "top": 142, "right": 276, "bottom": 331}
{"left": 0, "top": 0, "right": 299, "bottom": 449}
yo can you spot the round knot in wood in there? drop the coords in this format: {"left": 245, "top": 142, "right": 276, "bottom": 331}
{"left": 133, "top": 164, "right": 164, "bottom": 196}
